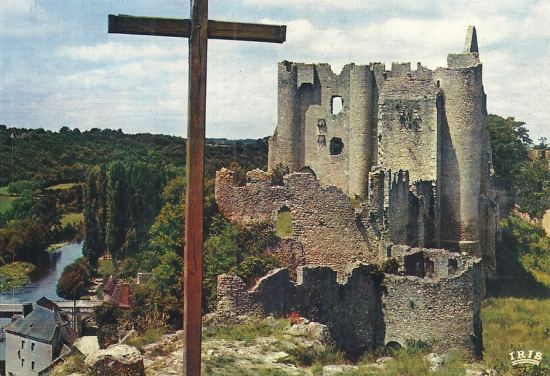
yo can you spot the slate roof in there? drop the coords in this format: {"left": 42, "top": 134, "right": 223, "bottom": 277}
{"left": 36, "top": 296, "right": 60, "bottom": 311}
{"left": 4, "top": 305, "right": 69, "bottom": 343}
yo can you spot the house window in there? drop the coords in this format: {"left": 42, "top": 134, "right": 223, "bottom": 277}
{"left": 21, "top": 340, "right": 25, "bottom": 349}
{"left": 32, "top": 361, "right": 35, "bottom": 370}
{"left": 21, "top": 359, "right": 24, "bottom": 367}
{"left": 31, "top": 342, "right": 35, "bottom": 351}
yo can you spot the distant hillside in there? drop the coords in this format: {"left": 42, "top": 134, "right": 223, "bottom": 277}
{"left": 0, "top": 125, "right": 268, "bottom": 187}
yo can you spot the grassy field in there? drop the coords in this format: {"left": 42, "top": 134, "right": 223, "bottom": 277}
{"left": 125, "top": 327, "right": 168, "bottom": 348}
{"left": 0, "top": 261, "right": 35, "bottom": 291}
{"left": 0, "top": 195, "right": 16, "bottom": 213}
{"left": 482, "top": 298, "right": 550, "bottom": 375}
{"left": 46, "top": 182, "right": 79, "bottom": 190}
{"left": 61, "top": 212, "right": 84, "bottom": 225}
{"left": 0, "top": 186, "right": 9, "bottom": 195}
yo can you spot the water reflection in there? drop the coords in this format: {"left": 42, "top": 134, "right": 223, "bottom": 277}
{"left": 0, "top": 242, "right": 83, "bottom": 303}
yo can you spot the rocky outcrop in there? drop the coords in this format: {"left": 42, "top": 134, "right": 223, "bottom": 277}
{"left": 85, "top": 344, "right": 145, "bottom": 376}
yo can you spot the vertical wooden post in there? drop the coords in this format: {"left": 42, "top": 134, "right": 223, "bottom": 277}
{"left": 183, "top": 0, "right": 208, "bottom": 375}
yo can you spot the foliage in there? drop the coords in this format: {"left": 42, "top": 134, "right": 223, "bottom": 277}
{"left": 0, "top": 218, "right": 50, "bottom": 264}
{"left": 84, "top": 161, "right": 167, "bottom": 267}
{"left": 50, "top": 353, "right": 86, "bottom": 376}
{"left": 8, "top": 180, "right": 38, "bottom": 194}
{"left": 203, "top": 217, "right": 279, "bottom": 310}
{"left": 487, "top": 114, "right": 531, "bottom": 188}
{"left": 124, "top": 327, "right": 167, "bottom": 348}
{"left": 488, "top": 215, "right": 550, "bottom": 297}
{"left": 487, "top": 114, "right": 549, "bottom": 219}
{"left": 93, "top": 302, "right": 126, "bottom": 348}
{"left": 511, "top": 160, "right": 550, "bottom": 218}
{"left": 97, "top": 258, "right": 115, "bottom": 279}
{"left": 0, "top": 126, "right": 268, "bottom": 187}
{"left": 56, "top": 257, "right": 91, "bottom": 301}
{"left": 203, "top": 318, "right": 290, "bottom": 344}
{"left": 0, "top": 261, "right": 35, "bottom": 291}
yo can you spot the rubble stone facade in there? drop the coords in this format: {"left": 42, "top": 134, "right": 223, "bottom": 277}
{"left": 214, "top": 26, "right": 492, "bottom": 358}
{"left": 267, "top": 26, "right": 498, "bottom": 279}
{"left": 217, "top": 248, "right": 483, "bottom": 358}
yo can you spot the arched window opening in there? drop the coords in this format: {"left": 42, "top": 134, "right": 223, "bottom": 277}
{"left": 331, "top": 96, "right": 343, "bottom": 115}
{"left": 329, "top": 137, "right": 344, "bottom": 155}
{"left": 276, "top": 206, "right": 294, "bottom": 238}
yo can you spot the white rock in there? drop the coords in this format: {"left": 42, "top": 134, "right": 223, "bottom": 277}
{"left": 85, "top": 344, "right": 144, "bottom": 376}
{"left": 322, "top": 364, "right": 359, "bottom": 375}
{"left": 285, "top": 322, "right": 331, "bottom": 343}
{"left": 424, "top": 352, "right": 446, "bottom": 372}
{"left": 375, "top": 356, "right": 394, "bottom": 364}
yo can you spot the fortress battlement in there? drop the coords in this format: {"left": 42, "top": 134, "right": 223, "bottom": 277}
{"left": 214, "top": 26, "right": 494, "bottom": 359}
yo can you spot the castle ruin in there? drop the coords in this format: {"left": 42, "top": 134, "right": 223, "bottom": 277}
{"left": 214, "top": 27, "right": 496, "bottom": 358}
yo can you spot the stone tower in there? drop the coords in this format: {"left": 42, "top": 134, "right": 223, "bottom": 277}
{"left": 268, "top": 26, "right": 498, "bottom": 280}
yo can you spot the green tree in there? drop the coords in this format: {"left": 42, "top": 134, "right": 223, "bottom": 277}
{"left": 152, "top": 251, "right": 183, "bottom": 327}
{"left": 57, "top": 258, "right": 91, "bottom": 330}
{"left": 487, "top": 114, "right": 531, "bottom": 189}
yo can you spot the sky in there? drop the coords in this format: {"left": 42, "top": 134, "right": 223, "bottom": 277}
{"left": 0, "top": 0, "right": 549, "bottom": 141}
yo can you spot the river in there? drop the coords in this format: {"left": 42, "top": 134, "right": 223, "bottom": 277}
{"left": 0, "top": 242, "right": 83, "bottom": 303}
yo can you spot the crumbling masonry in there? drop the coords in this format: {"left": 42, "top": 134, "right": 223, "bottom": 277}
{"left": 215, "top": 27, "right": 495, "bottom": 358}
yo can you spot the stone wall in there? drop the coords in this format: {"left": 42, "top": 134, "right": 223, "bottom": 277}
{"left": 377, "top": 64, "right": 440, "bottom": 184}
{"left": 215, "top": 168, "right": 378, "bottom": 275}
{"left": 217, "top": 166, "right": 442, "bottom": 274}
{"left": 267, "top": 27, "right": 498, "bottom": 279}
{"left": 382, "top": 246, "right": 483, "bottom": 356}
{"left": 216, "top": 248, "right": 482, "bottom": 358}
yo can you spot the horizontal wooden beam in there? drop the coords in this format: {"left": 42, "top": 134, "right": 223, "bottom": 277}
{"left": 108, "top": 15, "right": 286, "bottom": 43}
{"left": 209, "top": 20, "right": 286, "bottom": 43}
{"left": 108, "top": 15, "right": 190, "bottom": 38}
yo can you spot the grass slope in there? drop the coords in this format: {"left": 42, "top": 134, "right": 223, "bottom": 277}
{"left": 0, "top": 261, "right": 35, "bottom": 291}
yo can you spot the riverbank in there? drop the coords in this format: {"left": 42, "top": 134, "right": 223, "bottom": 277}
{"left": 0, "top": 242, "right": 83, "bottom": 302}
{"left": 47, "top": 241, "right": 71, "bottom": 253}
{"left": 0, "top": 261, "right": 36, "bottom": 291}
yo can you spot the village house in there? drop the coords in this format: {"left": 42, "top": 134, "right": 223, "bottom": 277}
{"left": 3, "top": 299, "right": 73, "bottom": 376}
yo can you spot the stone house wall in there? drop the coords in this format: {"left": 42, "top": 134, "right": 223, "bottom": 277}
{"left": 5, "top": 332, "right": 53, "bottom": 376}
{"left": 215, "top": 168, "right": 378, "bottom": 275}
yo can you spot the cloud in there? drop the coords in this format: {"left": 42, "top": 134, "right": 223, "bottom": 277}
{"left": 244, "top": 0, "right": 437, "bottom": 12}
{"left": 1, "top": 0, "right": 549, "bottom": 140}
{"left": 0, "top": 0, "right": 34, "bottom": 15}
{"left": 56, "top": 42, "right": 184, "bottom": 62}
{"left": 0, "top": 0, "right": 59, "bottom": 37}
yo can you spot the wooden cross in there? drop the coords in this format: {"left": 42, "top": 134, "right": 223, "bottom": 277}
{"left": 108, "top": 2, "right": 286, "bottom": 375}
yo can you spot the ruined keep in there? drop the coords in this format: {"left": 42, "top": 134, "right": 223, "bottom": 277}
{"left": 268, "top": 26, "right": 498, "bottom": 279}
{"left": 214, "top": 27, "right": 495, "bottom": 358}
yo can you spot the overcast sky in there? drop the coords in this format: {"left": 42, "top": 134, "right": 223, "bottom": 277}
{"left": 0, "top": 0, "right": 548, "bottom": 141}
